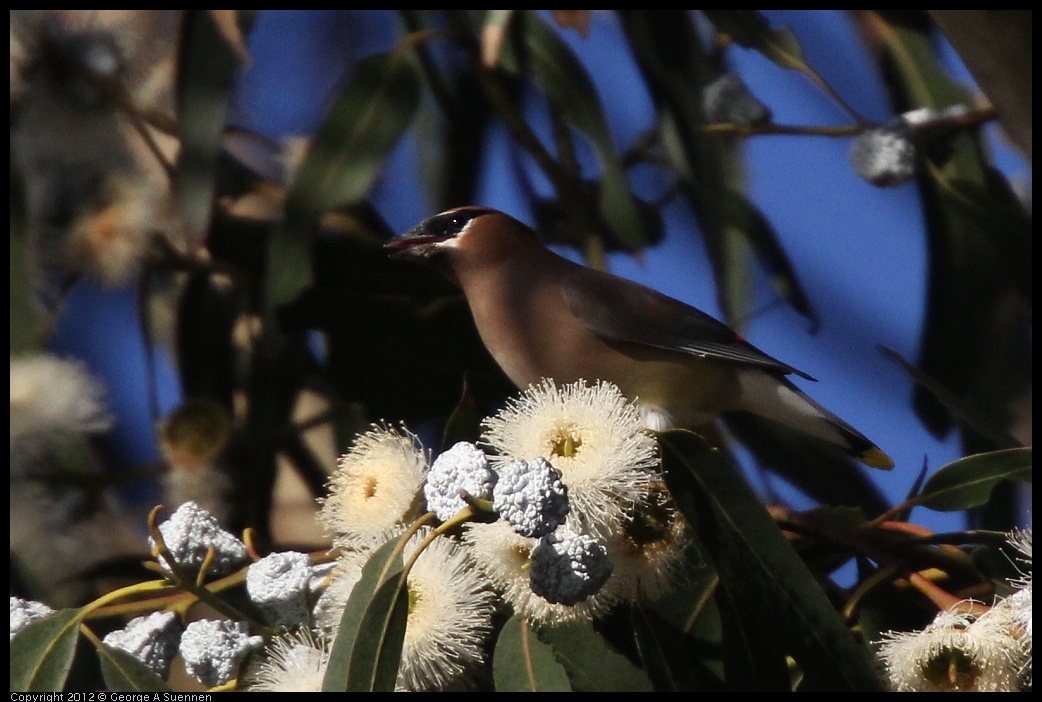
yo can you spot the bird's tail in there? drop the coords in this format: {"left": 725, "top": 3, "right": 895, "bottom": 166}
{"left": 738, "top": 372, "right": 894, "bottom": 470}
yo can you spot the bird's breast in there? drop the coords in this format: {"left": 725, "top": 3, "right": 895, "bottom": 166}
{"left": 463, "top": 267, "right": 579, "bottom": 388}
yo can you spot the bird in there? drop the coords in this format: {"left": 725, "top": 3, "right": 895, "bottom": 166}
{"left": 385, "top": 206, "right": 893, "bottom": 470}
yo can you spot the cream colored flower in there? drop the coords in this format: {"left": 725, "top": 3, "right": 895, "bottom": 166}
{"left": 11, "top": 11, "right": 184, "bottom": 289}
{"left": 481, "top": 379, "right": 659, "bottom": 539}
{"left": 65, "top": 173, "right": 169, "bottom": 287}
{"left": 876, "top": 606, "right": 1027, "bottom": 692}
{"left": 10, "top": 354, "right": 112, "bottom": 453}
{"left": 313, "top": 528, "right": 495, "bottom": 691}
{"left": 1008, "top": 527, "right": 1032, "bottom": 590}
{"left": 397, "top": 527, "right": 495, "bottom": 691}
{"left": 603, "top": 484, "right": 689, "bottom": 604}
{"left": 317, "top": 424, "right": 428, "bottom": 545}
{"left": 241, "top": 629, "right": 330, "bottom": 692}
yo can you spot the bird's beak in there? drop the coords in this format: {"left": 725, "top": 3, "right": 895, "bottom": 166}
{"left": 383, "top": 228, "right": 449, "bottom": 258}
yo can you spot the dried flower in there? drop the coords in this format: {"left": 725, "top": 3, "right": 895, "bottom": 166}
{"left": 424, "top": 441, "right": 495, "bottom": 522}
{"left": 178, "top": 619, "right": 263, "bottom": 688}
{"left": 150, "top": 501, "right": 248, "bottom": 578}
{"left": 102, "top": 611, "right": 181, "bottom": 680}
{"left": 10, "top": 596, "right": 55, "bottom": 641}
{"left": 493, "top": 457, "right": 569, "bottom": 538}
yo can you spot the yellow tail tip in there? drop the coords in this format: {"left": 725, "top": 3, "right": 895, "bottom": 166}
{"left": 859, "top": 447, "right": 894, "bottom": 470}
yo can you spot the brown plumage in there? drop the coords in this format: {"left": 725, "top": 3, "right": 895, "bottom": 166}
{"left": 387, "top": 206, "right": 893, "bottom": 469}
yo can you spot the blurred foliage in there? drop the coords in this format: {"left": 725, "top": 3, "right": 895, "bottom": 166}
{"left": 9, "top": 10, "right": 1031, "bottom": 692}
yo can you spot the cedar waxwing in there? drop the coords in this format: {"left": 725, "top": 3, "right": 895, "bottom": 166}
{"left": 386, "top": 206, "right": 893, "bottom": 470}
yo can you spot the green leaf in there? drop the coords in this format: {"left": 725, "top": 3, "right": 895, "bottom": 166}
{"left": 10, "top": 608, "right": 83, "bottom": 692}
{"left": 659, "top": 430, "right": 884, "bottom": 691}
{"left": 440, "top": 377, "right": 482, "bottom": 450}
{"left": 918, "top": 448, "right": 1032, "bottom": 511}
{"left": 877, "top": 345, "right": 1021, "bottom": 450}
{"left": 347, "top": 576, "right": 409, "bottom": 692}
{"left": 541, "top": 619, "right": 654, "bottom": 692}
{"left": 701, "top": 11, "right": 808, "bottom": 72}
{"left": 632, "top": 606, "right": 724, "bottom": 691}
{"left": 933, "top": 170, "right": 1031, "bottom": 301}
{"left": 322, "top": 535, "right": 409, "bottom": 692}
{"left": 95, "top": 642, "right": 171, "bottom": 692}
{"left": 712, "top": 572, "right": 791, "bottom": 691}
{"left": 500, "top": 11, "right": 647, "bottom": 250}
{"left": 276, "top": 52, "right": 421, "bottom": 310}
{"left": 648, "top": 554, "right": 720, "bottom": 638}
{"left": 176, "top": 10, "right": 247, "bottom": 237}
{"left": 493, "top": 615, "right": 571, "bottom": 692}
{"left": 284, "top": 52, "right": 421, "bottom": 233}
{"left": 730, "top": 194, "right": 818, "bottom": 329}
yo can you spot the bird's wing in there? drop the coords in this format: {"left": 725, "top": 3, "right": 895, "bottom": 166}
{"left": 560, "top": 264, "right": 816, "bottom": 381}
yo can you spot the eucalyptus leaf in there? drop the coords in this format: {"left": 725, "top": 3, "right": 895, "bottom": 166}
{"left": 730, "top": 193, "right": 818, "bottom": 329}
{"left": 701, "top": 11, "right": 807, "bottom": 72}
{"left": 176, "top": 10, "right": 246, "bottom": 238}
{"left": 277, "top": 52, "right": 421, "bottom": 309}
{"left": 95, "top": 641, "right": 171, "bottom": 692}
{"left": 647, "top": 554, "right": 719, "bottom": 638}
{"left": 918, "top": 448, "right": 1032, "bottom": 512}
{"left": 712, "top": 571, "right": 790, "bottom": 691}
{"left": 10, "top": 608, "right": 84, "bottom": 692}
{"left": 877, "top": 344, "right": 1021, "bottom": 450}
{"left": 440, "top": 377, "right": 482, "bottom": 450}
{"left": 493, "top": 615, "right": 571, "bottom": 692}
{"left": 322, "top": 535, "right": 408, "bottom": 692}
{"left": 346, "top": 576, "right": 409, "bottom": 692}
{"left": 500, "top": 11, "right": 646, "bottom": 250}
{"left": 541, "top": 618, "right": 654, "bottom": 692}
{"left": 934, "top": 170, "right": 1031, "bottom": 300}
{"left": 659, "top": 430, "right": 884, "bottom": 691}
{"left": 617, "top": 11, "right": 736, "bottom": 319}
{"left": 284, "top": 52, "right": 422, "bottom": 234}
{"left": 632, "top": 606, "right": 724, "bottom": 691}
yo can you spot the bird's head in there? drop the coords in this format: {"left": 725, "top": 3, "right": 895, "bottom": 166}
{"left": 385, "top": 206, "right": 541, "bottom": 269}
{"left": 385, "top": 206, "right": 497, "bottom": 257}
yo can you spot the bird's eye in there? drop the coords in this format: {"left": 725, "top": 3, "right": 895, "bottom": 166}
{"left": 440, "top": 215, "right": 469, "bottom": 235}
{"left": 430, "top": 207, "right": 491, "bottom": 237}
